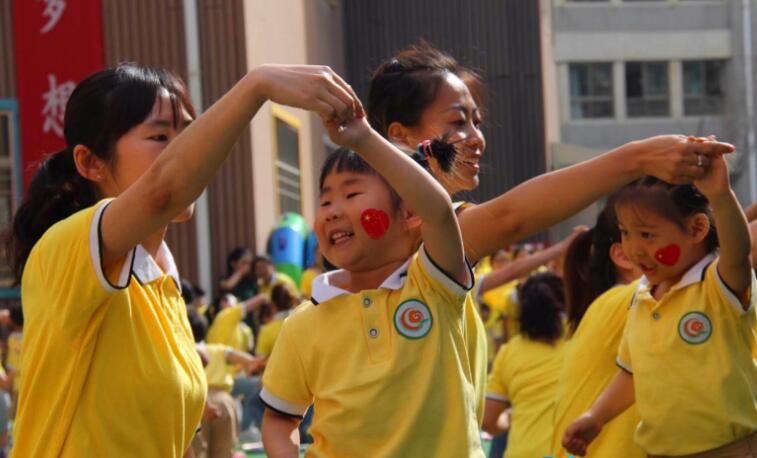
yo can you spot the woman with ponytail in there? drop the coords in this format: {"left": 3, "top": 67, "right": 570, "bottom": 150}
{"left": 550, "top": 199, "right": 644, "bottom": 458}
{"left": 8, "top": 63, "right": 360, "bottom": 458}
{"left": 482, "top": 272, "right": 567, "bottom": 458}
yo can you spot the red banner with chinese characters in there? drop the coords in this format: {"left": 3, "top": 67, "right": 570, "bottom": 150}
{"left": 13, "top": 0, "right": 104, "bottom": 188}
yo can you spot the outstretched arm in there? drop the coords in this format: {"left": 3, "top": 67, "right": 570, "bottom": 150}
{"left": 695, "top": 154, "right": 752, "bottom": 304}
{"left": 459, "top": 136, "right": 734, "bottom": 263}
{"left": 102, "top": 65, "right": 360, "bottom": 265}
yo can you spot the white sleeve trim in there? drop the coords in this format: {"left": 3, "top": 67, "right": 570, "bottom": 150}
{"left": 615, "top": 356, "right": 633, "bottom": 374}
{"left": 713, "top": 263, "right": 755, "bottom": 314}
{"left": 88, "top": 200, "right": 134, "bottom": 292}
{"left": 485, "top": 393, "right": 509, "bottom": 403}
{"left": 419, "top": 244, "right": 474, "bottom": 298}
{"left": 259, "top": 387, "right": 309, "bottom": 417}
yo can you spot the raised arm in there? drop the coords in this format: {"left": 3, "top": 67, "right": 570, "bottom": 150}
{"left": 100, "top": 65, "right": 359, "bottom": 265}
{"left": 459, "top": 136, "right": 734, "bottom": 263}
{"left": 478, "top": 227, "right": 587, "bottom": 296}
{"left": 326, "top": 117, "right": 466, "bottom": 283}
{"left": 695, "top": 154, "right": 752, "bottom": 304}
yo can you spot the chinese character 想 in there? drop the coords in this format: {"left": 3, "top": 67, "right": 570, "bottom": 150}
{"left": 41, "top": 74, "right": 75, "bottom": 138}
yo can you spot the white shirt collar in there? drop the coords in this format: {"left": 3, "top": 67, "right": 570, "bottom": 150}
{"left": 637, "top": 251, "right": 717, "bottom": 294}
{"left": 311, "top": 257, "right": 412, "bottom": 304}
{"left": 130, "top": 241, "right": 181, "bottom": 289}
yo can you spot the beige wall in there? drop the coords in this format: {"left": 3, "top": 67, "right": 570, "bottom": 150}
{"left": 243, "top": 0, "right": 344, "bottom": 250}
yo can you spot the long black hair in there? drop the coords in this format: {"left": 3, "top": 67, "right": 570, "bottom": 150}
{"left": 563, "top": 200, "right": 621, "bottom": 335}
{"left": 6, "top": 64, "right": 193, "bottom": 284}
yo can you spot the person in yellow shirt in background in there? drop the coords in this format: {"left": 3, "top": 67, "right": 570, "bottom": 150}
{"left": 483, "top": 272, "right": 567, "bottom": 458}
{"left": 551, "top": 199, "right": 644, "bottom": 458}
{"left": 299, "top": 248, "right": 324, "bottom": 300}
{"left": 6, "top": 61, "right": 360, "bottom": 458}
{"left": 254, "top": 255, "right": 298, "bottom": 300}
{"left": 188, "top": 309, "right": 264, "bottom": 458}
{"left": 0, "top": 307, "right": 18, "bottom": 457}
{"left": 256, "top": 283, "right": 298, "bottom": 358}
{"left": 565, "top": 168, "right": 756, "bottom": 457}
{"left": 206, "top": 293, "right": 267, "bottom": 353}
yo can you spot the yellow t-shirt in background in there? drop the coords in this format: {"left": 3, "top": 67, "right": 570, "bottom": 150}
{"left": 550, "top": 282, "right": 644, "bottom": 458}
{"left": 6, "top": 331, "right": 22, "bottom": 392}
{"left": 258, "top": 272, "right": 298, "bottom": 299}
{"left": 487, "top": 334, "right": 566, "bottom": 458}
{"left": 200, "top": 343, "right": 233, "bottom": 392}
{"left": 206, "top": 305, "right": 252, "bottom": 353}
{"left": 255, "top": 311, "right": 291, "bottom": 357}
{"left": 14, "top": 201, "right": 206, "bottom": 458}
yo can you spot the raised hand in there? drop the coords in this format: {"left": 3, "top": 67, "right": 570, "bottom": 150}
{"left": 254, "top": 65, "right": 363, "bottom": 123}
{"left": 634, "top": 135, "right": 734, "bottom": 184}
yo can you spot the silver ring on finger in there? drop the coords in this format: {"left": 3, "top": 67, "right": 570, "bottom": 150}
{"left": 696, "top": 154, "right": 704, "bottom": 168}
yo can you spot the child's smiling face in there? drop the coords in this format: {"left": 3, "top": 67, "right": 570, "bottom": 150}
{"left": 616, "top": 204, "right": 708, "bottom": 285}
{"left": 316, "top": 170, "right": 416, "bottom": 273}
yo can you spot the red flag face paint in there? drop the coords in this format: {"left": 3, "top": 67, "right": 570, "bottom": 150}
{"left": 361, "top": 208, "right": 389, "bottom": 239}
{"left": 654, "top": 244, "right": 681, "bottom": 266}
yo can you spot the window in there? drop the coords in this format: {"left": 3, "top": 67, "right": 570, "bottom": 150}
{"left": 273, "top": 107, "right": 302, "bottom": 216}
{"left": 683, "top": 60, "right": 725, "bottom": 116}
{"left": 0, "top": 100, "right": 20, "bottom": 290}
{"left": 626, "top": 62, "right": 669, "bottom": 117}
{"left": 569, "top": 63, "right": 613, "bottom": 119}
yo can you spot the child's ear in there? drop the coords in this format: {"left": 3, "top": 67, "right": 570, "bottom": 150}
{"left": 400, "top": 204, "right": 423, "bottom": 230}
{"left": 688, "top": 213, "right": 711, "bottom": 243}
{"left": 609, "top": 242, "right": 635, "bottom": 271}
{"left": 387, "top": 122, "right": 411, "bottom": 147}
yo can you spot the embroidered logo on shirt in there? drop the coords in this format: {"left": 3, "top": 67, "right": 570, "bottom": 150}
{"left": 677, "top": 311, "right": 712, "bottom": 345}
{"left": 394, "top": 300, "right": 433, "bottom": 339}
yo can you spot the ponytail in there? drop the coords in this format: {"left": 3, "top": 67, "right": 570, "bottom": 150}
{"left": 6, "top": 148, "right": 98, "bottom": 283}
{"left": 563, "top": 201, "right": 621, "bottom": 335}
{"left": 4, "top": 63, "right": 194, "bottom": 284}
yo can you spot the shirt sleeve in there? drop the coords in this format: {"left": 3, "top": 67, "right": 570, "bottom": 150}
{"left": 616, "top": 310, "right": 633, "bottom": 374}
{"left": 709, "top": 258, "right": 757, "bottom": 315}
{"left": 486, "top": 343, "right": 510, "bottom": 402}
{"left": 260, "top": 320, "right": 311, "bottom": 418}
{"left": 414, "top": 244, "right": 474, "bottom": 308}
{"left": 24, "top": 200, "right": 135, "bottom": 326}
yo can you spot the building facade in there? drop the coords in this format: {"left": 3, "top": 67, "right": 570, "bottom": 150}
{"left": 547, "top": 0, "right": 756, "bottom": 233}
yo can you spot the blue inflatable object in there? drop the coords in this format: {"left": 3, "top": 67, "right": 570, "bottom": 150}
{"left": 304, "top": 231, "right": 318, "bottom": 269}
{"left": 267, "top": 213, "right": 312, "bottom": 287}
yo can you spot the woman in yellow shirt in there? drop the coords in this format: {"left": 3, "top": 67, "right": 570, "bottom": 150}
{"left": 483, "top": 272, "right": 567, "bottom": 458}
{"left": 7, "top": 63, "right": 360, "bottom": 457}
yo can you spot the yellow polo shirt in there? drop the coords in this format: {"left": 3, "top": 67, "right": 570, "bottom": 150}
{"left": 255, "top": 310, "right": 292, "bottom": 357}
{"left": 617, "top": 253, "right": 757, "bottom": 455}
{"left": 261, "top": 247, "right": 484, "bottom": 458}
{"left": 199, "top": 343, "right": 234, "bottom": 392}
{"left": 258, "top": 272, "right": 298, "bottom": 299}
{"left": 550, "top": 282, "right": 644, "bottom": 458}
{"left": 206, "top": 304, "right": 253, "bottom": 353}
{"left": 14, "top": 200, "right": 206, "bottom": 458}
{"left": 6, "top": 331, "right": 22, "bottom": 392}
{"left": 300, "top": 267, "right": 321, "bottom": 299}
{"left": 487, "top": 334, "right": 566, "bottom": 458}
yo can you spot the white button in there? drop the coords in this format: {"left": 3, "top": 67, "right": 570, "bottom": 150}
{"left": 652, "top": 312, "right": 660, "bottom": 320}
{"left": 369, "top": 328, "right": 379, "bottom": 338}
{"left": 363, "top": 297, "right": 372, "bottom": 307}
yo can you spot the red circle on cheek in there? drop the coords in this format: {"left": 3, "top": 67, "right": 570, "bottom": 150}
{"left": 654, "top": 244, "right": 681, "bottom": 266}
{"left": 361, "top": 208, "right": 390, "bottom": 239}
